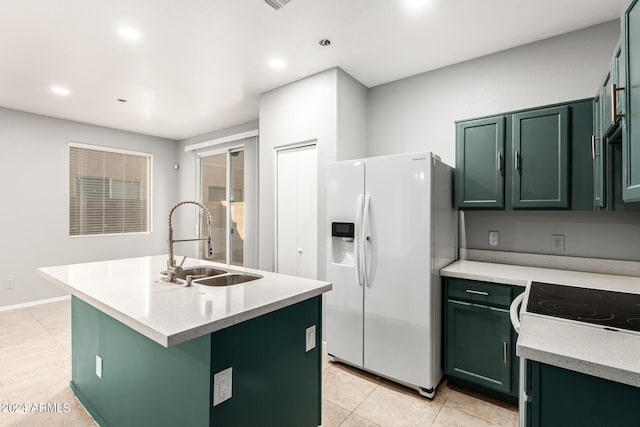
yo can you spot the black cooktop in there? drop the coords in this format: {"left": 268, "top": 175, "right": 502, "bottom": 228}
{"left": 526, "top": 281, "right": 640, "bottom": 333}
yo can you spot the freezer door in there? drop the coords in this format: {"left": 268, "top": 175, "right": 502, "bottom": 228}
{"left": 326, "top": 160, "right": 365, "bottom": 366}
{"left": 362, "top": 152, "right": 434, "bottom": 389}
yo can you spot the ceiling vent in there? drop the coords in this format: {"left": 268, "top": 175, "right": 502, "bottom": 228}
{"left": 264, "top": 0, "right": 290, "bottom": 10}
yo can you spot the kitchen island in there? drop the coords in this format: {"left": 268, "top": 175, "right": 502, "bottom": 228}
{"left": 38, "top": 255, "right": 332, "bottom": 427}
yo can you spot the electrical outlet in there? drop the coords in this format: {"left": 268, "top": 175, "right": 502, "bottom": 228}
{"left": 6, "top": 279, "right": 15, "bottom": 289}
{"left": 551, "top": 234, "right": 565, "bottom": 252}
{"left": 213, "top": 367, "right": 233, "bottom": 406}
{"left": 96, "top": 355, "right": 103, "bottom": 378}
{"left": 306, "top": 325, "right": 316, "bottom": 352}
{"left": 488, "top": 231, "right": 500, "bottom": 247}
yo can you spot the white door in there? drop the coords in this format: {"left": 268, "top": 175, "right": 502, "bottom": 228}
{"left": 276, "top": 144, "right": 317, "bottom": 278}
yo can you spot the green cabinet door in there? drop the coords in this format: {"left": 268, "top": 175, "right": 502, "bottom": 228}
{"left": 445, "top": 300, "right": 512, "bottom": 394}
{"left": 623, "top": 0, "right": 640, "bottom": 201}
{"left": 593, "top": 95, "right": 605, "bottom": 208}
{"left": 528, "top": 361, "right": 640, "bottom": 427}
{"left": 512, "top": 106, "right": 569, "bottom": 208}
{"left": 456, "top": 117, "right": 505, "bottom": 208}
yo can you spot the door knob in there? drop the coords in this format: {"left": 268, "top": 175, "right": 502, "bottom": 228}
{"left": 297, "top": 248, "right": 303, "bottom": 254}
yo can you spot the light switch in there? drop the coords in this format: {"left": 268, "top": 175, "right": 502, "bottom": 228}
{"left": 96, "top": 355, "right": 102, "bottom": 378}
{"left": 306, "top": 325, "right": 316, "bottom": 352}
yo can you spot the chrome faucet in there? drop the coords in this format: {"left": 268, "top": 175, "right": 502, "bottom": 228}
{"left": 165, "top": 200, "right": 214, "bottom": 283}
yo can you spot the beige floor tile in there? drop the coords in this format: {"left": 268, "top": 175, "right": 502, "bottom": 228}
{"left": 52, "top": 333, "right": 71, "bottom": 355}
{"left": 0, "top": 310, "right": 41, "bottom": 336}
{"left": 323, "top": 364, "right": 379, "bottom": 412}
{"left": 0, "top": 351, "right": 70, "bottom": 389}
{"left": 354, "top": 382, "right": 442, "bottom": 427}
{"left": 0, "top": 328, "right": 53, "bottom": 349}
{"left": 444, "top": 390, "right": 517, "bottom": 427}
{"left": 340, "top": 413, "right": 380, "bottom": 427}
{"left": 433, "top": 406, "right": 494, "bottom": 427}
{"left": 321, "top": 399, "right": 351, "bottom": 427}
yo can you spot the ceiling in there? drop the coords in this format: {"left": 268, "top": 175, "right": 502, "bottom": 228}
{"left": 0, "top": 0, "right": 623, "bottom": 140}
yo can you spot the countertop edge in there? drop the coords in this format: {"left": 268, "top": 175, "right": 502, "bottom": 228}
{"left": 38, "top": 266, "right": 332, "bottom": 348}
{"left": 166, "top": 285, "right": 332, "bottom": 346}
{"left": 439, "top": 268, "right": 528, "bottom": 287}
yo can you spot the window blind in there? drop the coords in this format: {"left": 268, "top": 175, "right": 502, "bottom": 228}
{"left": 69, "top": 144, "right": 151, "bottom": 236}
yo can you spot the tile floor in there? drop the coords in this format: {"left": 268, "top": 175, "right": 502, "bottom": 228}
{"left": 0, "top": 299, "right": 518, "bottom": 426}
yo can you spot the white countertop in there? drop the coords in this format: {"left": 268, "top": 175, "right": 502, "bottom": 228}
{"left": 441, "top": 260, "right": 640, "bottom": 387}
{"left": 38, "top": 255, "right": 332, "bottom": 348}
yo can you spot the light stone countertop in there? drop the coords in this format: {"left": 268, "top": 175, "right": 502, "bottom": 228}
{"left": 38, "top": 255, "right": 332, "bottom": 348}
{"left": 440, "top": 259, "right": 640, "bottom": 387}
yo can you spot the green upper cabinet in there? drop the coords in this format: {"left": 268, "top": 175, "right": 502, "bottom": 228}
{"left": 622, "top": 0, "right": 640, "bottom": 201}
{"left": 456, "top": 117, "right": 505, "bottom": 208}
{"left": 456, "top": 100, "right": 592, "bottom": 211}
{"left": 593, "top": 94, "right": 605, "bottom": 208}
{"left": 511, "top": 106, "right": 569, "bottom": 209}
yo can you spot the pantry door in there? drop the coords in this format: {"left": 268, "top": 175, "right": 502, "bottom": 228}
{"left": 275, "top": 144, "right": 317, "bottom": 279}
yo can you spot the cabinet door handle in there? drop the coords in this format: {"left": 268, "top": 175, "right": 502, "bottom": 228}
{"left": 612, "top": 84, "right": 626, "bottom": 122}
{"left": 591, "top": 135, "right": 601, "bottom": 159}
{"left": 503, "top": 341, "right": 508, "bottom": 364}
{"left": 497, "top": 151, "right": 503, "bottom": 172}
{"left": 514, "top": 150, "right": 520, "bottom": 172}
{"left": 465, "top": 289, "right": 489, "bottom": 296}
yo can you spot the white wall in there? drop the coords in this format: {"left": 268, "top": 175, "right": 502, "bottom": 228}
{"left": 258, "top": 69, "right": 339, "bottom": 277}
{"left": 0, "top": 107, "right": 178, "bottom": 309}
{"left": 367, "top": 20, "right": 621, "bottom": 166}
{"left": 337, "top": 68, "right": 368, "bottom": 161}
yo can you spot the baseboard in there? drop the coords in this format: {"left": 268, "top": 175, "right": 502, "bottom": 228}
{"left": 0, "top": 295, "right": 70, "bottom": 312}
{"left": 70, "top": 381, "right": 108, "bottom": 427}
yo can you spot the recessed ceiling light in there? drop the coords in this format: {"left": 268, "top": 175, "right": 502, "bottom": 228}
{"left": 118, "top": 27, "right": 141, "bottom": 40}
{"left": 405, "top": 0, "right": 428, "bottom": 8}
{"left": 319, "top": 39, "right": 331, "bottom": 47}
{"left": 51, "top": 86, "right": 70, "bottom": 96}
{"left": 117, "top": 98, "right": 127, "bottom": 103}
{"left": 269, "top": 59, "right": 286, "bottom": 69}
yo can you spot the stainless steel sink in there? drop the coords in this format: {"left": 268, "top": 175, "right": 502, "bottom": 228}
{"left": 175, "top": 266, "right": 227, "bottom": 280}
{"left": 195, "top": 273, "right": 262, "bottom": 287}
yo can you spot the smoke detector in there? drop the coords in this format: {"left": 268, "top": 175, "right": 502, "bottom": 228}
{"left": 264, "top": 0, "right": 290, "bottom": 10}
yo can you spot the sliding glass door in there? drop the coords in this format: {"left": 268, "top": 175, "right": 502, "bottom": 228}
{"left": 199, "top": 148, "right": 245, "bottom": 266}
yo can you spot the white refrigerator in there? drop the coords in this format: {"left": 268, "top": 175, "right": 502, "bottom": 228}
{"left": 326, "top": 152, "right": 457, "bottom": 398}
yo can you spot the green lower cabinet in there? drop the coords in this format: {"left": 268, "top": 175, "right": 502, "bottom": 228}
{"left": 71, "top": 296, "right": 322, "bottom": 427}
{"left": 445, "top": 301, "right": 512, "bottom": 393}
{"left": 444, "top": 278, "right": 520, "bottom": 401}
{"left": 527, "top": 361, "right": 640, "bottom": 427}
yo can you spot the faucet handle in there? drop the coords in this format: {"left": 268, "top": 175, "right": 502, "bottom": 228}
{"left": 179, "top": 255, "right": 187, "bottom": 268}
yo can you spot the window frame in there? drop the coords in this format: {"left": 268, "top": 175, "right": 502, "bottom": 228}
{"left": 68, "top": 142, "right": 153, "bottom": 238}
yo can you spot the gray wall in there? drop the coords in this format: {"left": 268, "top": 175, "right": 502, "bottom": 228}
{"left": 0, "top": 107, "right": 178, "bottom": 309}
{"left": 367, "top": 21, "right": 620, "bottom": 166}
{"left": 258, "top": 68, "right": 339, "bottom": 277}
{"left": 364, "top": 20, "right": 640, "bottom": 261}
{"left": 337, "top": 68, "right": 368, "bottom": 161}
{"left": 463, "top": 211, "right": 640, "bottom": 261}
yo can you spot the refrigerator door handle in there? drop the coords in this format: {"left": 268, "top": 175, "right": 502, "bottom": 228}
{"left": 355, "top": 194, "right": 364, "bottom": 286}
{"left": 362, "top": 194, "right": 371, "bottom": 286}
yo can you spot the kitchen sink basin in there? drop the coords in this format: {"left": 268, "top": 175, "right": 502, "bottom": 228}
{"left": 175, "top": 266, "right": 227, "bottom": 280}
{"left": 195, "top": 273, "right": 262, "bottom": 287}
